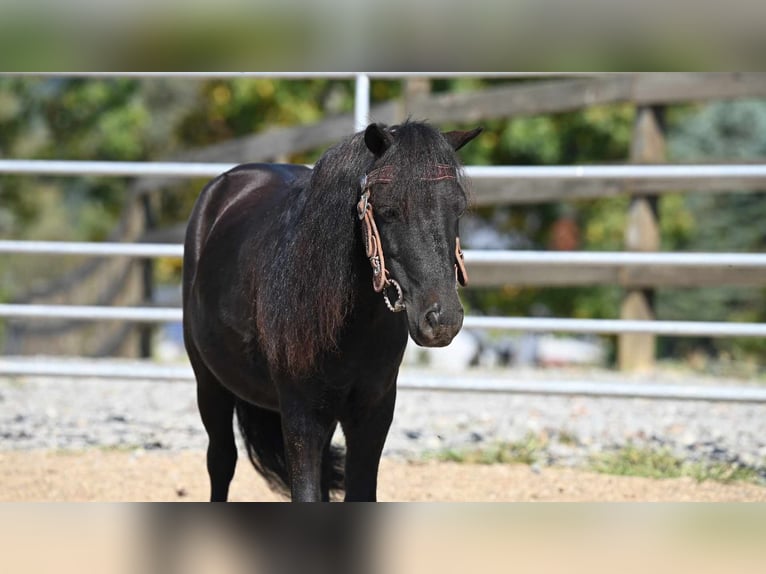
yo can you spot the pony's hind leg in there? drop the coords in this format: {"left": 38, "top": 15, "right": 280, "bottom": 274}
{"left": 195, "top": 367, "right": 237, "bottom": 502}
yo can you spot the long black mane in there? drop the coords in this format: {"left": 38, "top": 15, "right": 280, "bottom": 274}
{"left": 253, "top": 130, "right": 371, "bottom": 377}
{"left": 253, "top": 120, "right": 466, "bottom": 378}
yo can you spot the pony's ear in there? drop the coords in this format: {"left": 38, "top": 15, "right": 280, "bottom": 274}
{"left": 364, "top": 123, "right": 393, "bottom": 157}
{"left": 443, "top": 127, "right": 483, "bottom": 151}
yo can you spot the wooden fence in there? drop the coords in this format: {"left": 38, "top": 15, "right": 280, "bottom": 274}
{"left": 4, "top": 73, "right": 765, "bottom": 370}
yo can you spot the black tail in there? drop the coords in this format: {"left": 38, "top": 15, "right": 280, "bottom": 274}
{"left": 234, "top": 398, "right": 345, "bottom": 497}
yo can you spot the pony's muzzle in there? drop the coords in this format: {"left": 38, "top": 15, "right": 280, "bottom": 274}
{"left": 413, "top": 301, "right": 463, "bottom": 347}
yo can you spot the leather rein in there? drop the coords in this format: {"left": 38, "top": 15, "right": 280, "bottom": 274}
{"left": 356, "top": 164, "right": 469, "bottom": 313}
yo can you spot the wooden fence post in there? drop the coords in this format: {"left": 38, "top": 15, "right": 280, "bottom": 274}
{"left": 139, "top": 192, "right": 156, "bottom": 359}
{"left": 619, "top": 105, "right": 665, "bottom": 371}
{"left": 401, "top": 77, "right": 431, "bottom": 121}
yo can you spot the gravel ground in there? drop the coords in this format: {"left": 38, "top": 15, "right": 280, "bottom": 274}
{"left": 2, "top": 366, "right": 766, "bottom": 480}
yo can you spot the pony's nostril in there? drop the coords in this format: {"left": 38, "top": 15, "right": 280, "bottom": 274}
{"left": 425, "top": 303, "right": 442, "bottom": 329}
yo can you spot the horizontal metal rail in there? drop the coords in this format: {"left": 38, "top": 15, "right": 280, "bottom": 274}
{"left": 4, "top": 72, "right": 602, "bottom": 80}
{"left": 1, "top": 357, "right": 764, "bottom": 403}
{"left": 465, "top": 251, "right": 766, "bottom": 268}
{"left": 2, "top": 160, "right": 766, "bottom": 180}
{"left": 2, "top": 241, "right": 766, "bottom": 269}
{"left": 398, "top": 374, "right": 766, "bottom": 403}
{"left": 2, "top": 303, "right": 765, "bottom": 337}
{"left": 468, "top": 164, "right": 766, "bottom": 180}
{"left": 7, "top": 73, "right": 360, "bottom": 80}
{"left": 0, "top": 304, "right": 181, "bottom": 323}
{"left": 462, "top": 317, "right": 766, "bottom": 337}
{"left": 0, "top": 240, "right": 185, "bottom": 258}
{"left": 2, "top": 242, "right": 764, "bottom": 335}
{"left": 0, "top": 159, "right": 239, "bottom": 178}
{"left": 0, "top": 358, "right": 194, "bottom": 380}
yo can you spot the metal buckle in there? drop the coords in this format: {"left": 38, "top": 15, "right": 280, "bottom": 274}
{"left": 357, "top": 190, "right": 370, "bottom": 220}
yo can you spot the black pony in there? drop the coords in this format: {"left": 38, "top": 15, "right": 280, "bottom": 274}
{"left": 183, "top": 120, "right": 481, "bottom": 501}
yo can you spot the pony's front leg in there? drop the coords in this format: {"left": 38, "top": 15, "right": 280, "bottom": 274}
{"left": 341, "top": 384, "right": 396, "bottom": 502}
{"left": 280, "top": 394, "right": 336, "bottom": 502}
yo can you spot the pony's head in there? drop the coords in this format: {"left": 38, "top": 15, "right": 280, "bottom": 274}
{"left": 360, "top": 121, "right": 481, "bottom": 347}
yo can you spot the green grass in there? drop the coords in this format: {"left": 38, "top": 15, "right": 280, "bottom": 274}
{"left": 557, "top": 430, "right": 579, "bottom": 446}
{"left": 591, "top": 445, "right": 685, "bottom": 479}
{"left": 431, "top": 440, "right": 764, "bottom": 486}
{"left": 433, "top": 433, "right": 546, "bottom": 466}
{"left": 688, "top": 461, "right": 763, "bottom": 484}
{"left": 590, "top": 444, "right": 764, "bottom": 485}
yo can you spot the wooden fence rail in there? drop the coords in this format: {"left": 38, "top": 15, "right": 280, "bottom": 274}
{"left": 408, "top": 73, "right": 766, "bottom": 123}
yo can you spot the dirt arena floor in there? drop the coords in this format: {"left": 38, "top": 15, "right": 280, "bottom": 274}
{"left": 1, "top": 450, "right": 765, "bottom": 502}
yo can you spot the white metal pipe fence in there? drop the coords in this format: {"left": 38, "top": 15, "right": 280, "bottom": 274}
{"left": 3, "top": 160, "right": 766, "bottom": 180}
{"left": 3, "top": 243, "right": 765, "bottom": 338}
{"left": 354, "top": 73, "right": 371, "bottom": 132}
{"left": 0, "top": 240, "right": 185, "bottom": 258}
{"left": 3, "top": 241, "right": 766, "bottom": 268}
{"left": 1, "top": 356, "right": 765, "bottom": 403}
{"left": 0, "top": 304, "right": 181, "bottom": 323}
{"left": 1, "top": 72, "right": 765, "bottom": 396}
{"left": 2, "top": 303, "right": 765, "bottom": 338}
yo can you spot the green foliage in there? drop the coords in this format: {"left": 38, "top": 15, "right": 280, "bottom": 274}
{"left": 176, "top": 79, "right": 354, "bottom": 146}
{"left": 458, "top": 94, "right": 764, "bottom": 368}
{"left": 501, "top": 116, "right": 561, "bottom": 164}
{"left": 661, "top": 100, "right": 766, "bottom": 363}
{"left": 591, "top": 445, "right": 763, "bottom": 485}
{"left": 659, "top": 193, "right": 697, "bottom": 250}
{"left": 453, "top": 98, "right": 636, "bottom": 345}
{"left": 1, "top": 78, "right": 149, "bottom": 244}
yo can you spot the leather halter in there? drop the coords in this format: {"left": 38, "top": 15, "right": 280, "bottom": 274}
{"left": 357, "top": 164, "right": 469, "bottom": 313}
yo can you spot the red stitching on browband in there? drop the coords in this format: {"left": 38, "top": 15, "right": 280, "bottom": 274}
{"left": 364, "top": 164, "right": 456, "bottom": 189}
{"left": 430, "top": 164, "right": 457, "bottom": 180}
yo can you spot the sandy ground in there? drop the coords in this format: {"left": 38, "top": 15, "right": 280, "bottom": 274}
{"left": 1, "top": 450, "right": 765, "bottom": 502}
